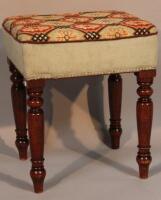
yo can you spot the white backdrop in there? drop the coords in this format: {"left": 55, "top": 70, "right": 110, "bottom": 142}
{"left": 0, "top": 1, "right": 161, "bottom": 199}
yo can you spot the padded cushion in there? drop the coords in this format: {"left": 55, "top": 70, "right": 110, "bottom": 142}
{"left": 3, "top": 11, "right": 157, "bottom": 43}
{"left": 2, "top": 11, "right": 158, "bottom": 80}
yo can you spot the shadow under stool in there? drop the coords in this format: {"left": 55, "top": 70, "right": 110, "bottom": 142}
{"left": 2, "top": 10, "right": 158, "bottom": 193}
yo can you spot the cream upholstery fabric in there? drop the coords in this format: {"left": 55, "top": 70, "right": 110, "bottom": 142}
{"left": 2, "top": 31, "right": 158, "bottom": 80}
{"left": 2, "top": 11, "right": 158, "bottom": 80}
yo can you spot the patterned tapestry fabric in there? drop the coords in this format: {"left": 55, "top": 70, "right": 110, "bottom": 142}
{"left": 2, "top": 11, "right": 157, "bottom": 44}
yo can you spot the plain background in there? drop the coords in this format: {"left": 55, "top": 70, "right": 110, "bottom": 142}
{"left": 0, "top": 0, "right": 161, "bottom": 199}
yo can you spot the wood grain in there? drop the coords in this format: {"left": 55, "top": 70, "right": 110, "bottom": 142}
{"left": 108, "top": 74, "right": 122, "bottom": 149}
{"left": 135, "top": 70, "right": 156, "bottom": 178}
{"left": 8, "top": 59, "right": 29, "bottom": 160}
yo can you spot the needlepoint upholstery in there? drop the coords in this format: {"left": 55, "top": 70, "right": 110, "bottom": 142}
{"left": 2, "top": 11, "right": 158, "bottom": 80}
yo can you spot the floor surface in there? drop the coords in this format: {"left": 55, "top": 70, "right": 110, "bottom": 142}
{"left": 0, "top": 127, "right": 161, "bottom": 200}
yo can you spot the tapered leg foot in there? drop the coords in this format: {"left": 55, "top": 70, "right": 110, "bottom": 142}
{"left": 135, "top": 70, "right": 156, "bottom": 179}
{"left": 137, "top": 150, "right": 151, "bottom": 179}
{"left": 110, "top": 132, "right": 121, "bottom": 149}
{"left": 15, "top": 133, "right": 28, "bottom": 160}
{"left": 8, "top": 59, "right": 29, "bottom": 160}
{"left": 27, "top": 80, "right": 46, "bottom": 193}
{"left": 108, "top": 74, "right": 122, "bottom": 149}
{"left": 30, "top": 160, "right": 46, "bottom": 193}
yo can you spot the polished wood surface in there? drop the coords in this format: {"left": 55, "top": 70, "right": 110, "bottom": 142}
{"left": 8, "top": 59, "right": 29, "bottom": 160}
{"left": 7, "top": 58, "right": 157, "bottom": 193}
{"left": 108, "top": 74, "right": 122, "bottom": 149}
{"left": 27, "top": 79, "right": 46, "bottom": 193}
{"left": 135, "top": 70, "right": 156, "bottom": 178}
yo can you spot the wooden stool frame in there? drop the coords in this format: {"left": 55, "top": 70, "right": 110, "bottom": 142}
{"left": 8, "top": 58, "right": 156, "bottom": 193}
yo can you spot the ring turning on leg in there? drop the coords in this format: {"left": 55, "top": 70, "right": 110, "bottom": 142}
{"left": 8, "top": 59, "right": 29, "bottom": 160}
{"left": 135, "top": 70, "right": 156, "bottom": 179}
{"left": 108, "top": 74, "right": 122, "bottom": 149}
{"left": 27, "top": 80, "right": 46, "bottom": 193}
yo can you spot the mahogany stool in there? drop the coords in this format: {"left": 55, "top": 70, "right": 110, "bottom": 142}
{"left": 2, "top": 11, "right": 158, "bottom": 193}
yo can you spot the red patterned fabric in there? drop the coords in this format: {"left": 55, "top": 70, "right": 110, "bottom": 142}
{"left": 2, "top": 11, "right": 157, "bottom": 44}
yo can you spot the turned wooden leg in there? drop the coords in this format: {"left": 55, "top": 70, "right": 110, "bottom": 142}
{"left": 135, "top": 70, "right": 156, "bottom": 179}
{"left": 108, "top": 74, "right": 122, "bottom": 149}
{"left": 8, "top": 59, "right": 29, "bottom": 160}
{"left": 27, "top": 80, "right": 46, "bottom": 193}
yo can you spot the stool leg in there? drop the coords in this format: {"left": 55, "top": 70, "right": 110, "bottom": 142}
{"left": 8, "top": 59, "right": 29, "bottom": 160}
{"left": 108, "top": 74, "right": 122, "bottom": 149}
{"left": 27, "top": 80, "right": 46, "bottom": 193}
{"left": 135, "top": 70, "right": 156, "bottom": 179}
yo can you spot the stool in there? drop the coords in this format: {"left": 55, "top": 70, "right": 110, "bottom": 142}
{"left": 2, "top": 11, "right": 158, "bottom": 193}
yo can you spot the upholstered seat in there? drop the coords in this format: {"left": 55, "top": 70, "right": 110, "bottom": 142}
{"left": 2, "top": 11, "right": 159, "bottom": 193}
{"left": 2, "top": 11, "right": 158, "bottom": 80}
